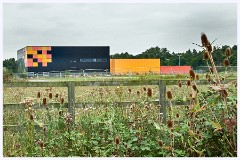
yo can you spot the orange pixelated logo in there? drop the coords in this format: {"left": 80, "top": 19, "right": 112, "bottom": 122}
{"left": 25, "top": 46, "right": 52, "bottom": 67}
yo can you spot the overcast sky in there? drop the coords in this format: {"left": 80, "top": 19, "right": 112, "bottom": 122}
{"left": 3, "top": 3, "right": 237, "bottom": 60}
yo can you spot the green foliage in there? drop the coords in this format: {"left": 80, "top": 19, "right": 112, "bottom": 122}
{"left": 111, "top": 45, "right": 237, "bottom": 69}
{"left": 3, "top": 58, "right": 17, "bottom": 73}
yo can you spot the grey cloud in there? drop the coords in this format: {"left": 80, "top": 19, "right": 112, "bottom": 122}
{"left": 3, "top": 3, "right": 237, "bottom": 59}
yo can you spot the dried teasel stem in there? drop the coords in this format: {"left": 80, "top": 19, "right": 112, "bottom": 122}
{"left": 205, "top": 45, "right": 221, "bottom": 85}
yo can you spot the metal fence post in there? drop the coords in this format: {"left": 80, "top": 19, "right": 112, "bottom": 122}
{"left": 159, "top": 80, "right": 166, "bottom": 124}
{"left": 68, "top": 82, "right": 75, "bottom": 122}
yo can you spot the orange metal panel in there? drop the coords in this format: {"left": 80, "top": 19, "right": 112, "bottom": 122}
{"left": 110, "top": 59, "right": 160, "bottom": 75}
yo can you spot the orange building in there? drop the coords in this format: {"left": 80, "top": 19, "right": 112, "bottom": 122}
{"left": 160, "top": 66, "right": 191, "bottom": 74}
{"left": 110, "top": 59, "right": 160, "bottom": 75}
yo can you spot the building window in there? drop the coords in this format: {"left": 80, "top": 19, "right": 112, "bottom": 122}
{"left": 80, "top": 58, "right": 107, "bottom": 62}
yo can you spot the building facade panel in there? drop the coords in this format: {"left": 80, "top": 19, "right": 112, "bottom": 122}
{"left": 17, "top": 46, "right": 110, "bottom": 73}
{"left": 160, "top": 66, "right": 191, "bottom": 74}
{"left": 110, "top": 59, "right": 160, "bottom": 74}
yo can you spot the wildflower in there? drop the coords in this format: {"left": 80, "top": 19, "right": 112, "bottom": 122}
{"left": 166, "top": 91, "right": 172, "bottom": 100}
{"left": 65, "top": 113, "right": 73, "bottom": 124}
{"left": 224, "top": 118, "right": 236, "bottom": 133}
{"left": 147, "top": 88, "right": 152, "bottom": 97}
{"left": 187, "top": 80, "right": 191, "bottom": 86}
{"left": 55, "top": 93, "right": 59, "bottom": 98}
{"left": 130, "top": 104, "right": 135, "bottom": 111}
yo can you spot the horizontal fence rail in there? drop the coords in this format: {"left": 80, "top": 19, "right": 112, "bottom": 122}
{"left": 3, "top": 79, "right": 236, "bottom": 130}
{"left": 4, "top": 79, "right": 230, "bottom": 88}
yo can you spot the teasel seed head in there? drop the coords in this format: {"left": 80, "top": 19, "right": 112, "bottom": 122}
{"left": 225, "top": 47, "right": 231, "bottom": 57}
{"left": 224, "top": 59, "right": 230, "bottom": 67}
{"left": 55, "top": 93, "right": 59, "bottom": 98}
{"left": 115, "top": 136, "right": 120, "bottom": 145}
{"left": 192, "top": 84, "right": 197, "bottom": 91}
{"left": 43, "top": 127, "right": 47, "bottom": 136}
{"left": 208, "top": 77, "right": 211, "bottom": 82}
{"left": 143, "top": 87, "right": 146, "bottom": 92}
{"left": 59, "top": 110, "right": 63, "bottom": 116}
{"left": 207, "top": 43, "right": 212, "bottom": 53}
{"left": 206, "top": 74, "right": 209, "bottom": 79}
{"left": 189, "top": 93, "right": 192, "bottom": 98}
{"left": 167, "top": 120, "right": 174, "bottom": 129}
{"left": 147, "top": 88, "right": 152, "bottom": 97}
{"left": 201, "top": 32, "right": 209, "bottom": 47}
{"left": 195, "top": 74, "right": 199, "bottom": 80}
{"left": 203, "top": 51, "right": 209, "bottom": 61}
{"left": 166, "top": 91, "right": 173, "bottom": 100}
{"left": 209, "top": 67, "right": 213, "bottom": 74}
{"left": 49, "top": 92, "right": 52, "bottom": 99}
{"left": 189, "top": 69, "right": 195, "bottom": 80}
{"left": 137, "top": 91, "right": 140, "bottom": 95}
{"left": 195, "top": 114, "right": 199, "bottom": 118}
{"left": 39, "top": 141, "right": 44, "bottom": 149}
{"left": 196, "top": 130, "right": 200, "bottom": 135}
{"left": 128, "top": 88, "right": 132, "bottom": 93}
{"left": 178, "top": 81, "right": 182, "bottom": 88}
{"left": 60, "top": 97, "right": 64, "bottom": 104}
{"left": 187, "top": 80, "right": 191, "bottom": 86}
{"left": 176, "top": 113, "right": 179, "bottom": 118}
{"left": 187, "top": 148, "right": 192, "bottom": 155}
{"left": 30, "top": 114, "right": 34, "bottom": 120}
{"left": 37, "top": 92, "right": 41, "bottom": 98}
{"left": 43, "top": 97, "right": 47, "bottom": 106}
{"left": 158, "top": 140, "right": 163, "bottom": 147}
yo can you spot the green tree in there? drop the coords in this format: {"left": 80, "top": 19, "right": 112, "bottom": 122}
{"left": 3, "top": 58, "right": 17, "bottom": 73}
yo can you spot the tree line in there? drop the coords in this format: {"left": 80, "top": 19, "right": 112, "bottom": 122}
{"left": 3, "top": 44, "right": 237, "bottom": 73}
{"left": 110, "top": 45, "right": 237, "bottom": 69}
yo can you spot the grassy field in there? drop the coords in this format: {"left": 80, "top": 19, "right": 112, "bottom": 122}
{"left": 3, "top": 72, "right": 237, "bottom": 157}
